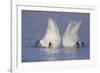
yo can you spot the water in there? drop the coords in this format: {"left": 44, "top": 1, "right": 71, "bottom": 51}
{"left": 22, "top": 44, "right": 90, "bottom": 62}
{"left": 22, "top": 10, "right": 90, "bottom": 62}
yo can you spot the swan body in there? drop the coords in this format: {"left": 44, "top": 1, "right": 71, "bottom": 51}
{"left": 40, "top": 17, "right": 61, "bottom": 49}
{"left": 62, "top": 21, "right": 82, "bottom": 48}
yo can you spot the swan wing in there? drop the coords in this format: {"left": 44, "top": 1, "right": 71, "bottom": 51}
{"left": 62, "top": 21, "right": 75, "bottom": 48}
{"left": 70, "top": 21, "right": 82, "bottom": 42}
{"left": 64, "top": 21, "right": 74, "bottom": 35}
{"left": 71, "top": 21, "right": 81, "bottom": 35}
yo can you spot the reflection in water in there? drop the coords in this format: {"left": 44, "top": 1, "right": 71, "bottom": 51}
{"left": 41, "top": 48, "right": 60, "bottom": 61}
{"left": 44, "top": 53, "right": 58, "bottom": 61}
{"left": 40, "top": 47, "right": 80, "bottom": 61}
{"left": 63, "top": 47, "right": 80, "bottom": 54}
{"left": 42, "top": 48, "right": 60, "bottom": 54}
{"left": 22, "top": 44, "right": 89, "bottom": 62}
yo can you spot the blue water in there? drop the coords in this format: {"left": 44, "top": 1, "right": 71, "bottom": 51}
{"left": 22, "top": 46, "right": 90, "bottom": 62}
{"left": 22, "top": 10, "right": 90, "bottom": 62}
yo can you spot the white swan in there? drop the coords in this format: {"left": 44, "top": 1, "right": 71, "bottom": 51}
{"left": 62, "top": 21, "right": 82, "bottom": 48}
{"left": 39, "top": 17, "right": 61, "bottom": 49}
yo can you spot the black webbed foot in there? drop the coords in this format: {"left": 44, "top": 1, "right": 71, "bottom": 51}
{"left": 76, "top": 42, "right": 80, "bottom": 48}
{"left": 81, "top": 41, "right": 84, "bottom": 48}
{"left": 35, "top": 40, "right": 40, "bottom": 47}
{"left": 48, "top": 42, "right": 52, "bottom": 48}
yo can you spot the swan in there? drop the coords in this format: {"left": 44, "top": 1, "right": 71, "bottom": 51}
{"left": 62, "top": 21, "right": 82, "bottom": 48}
{"left": 35, "top": 17, "right": 61, "bottom": 49}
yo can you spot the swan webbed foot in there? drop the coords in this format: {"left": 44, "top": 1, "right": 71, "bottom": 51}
{"left": 75, "top": 42, "right": 80, "bottom": 48}
{"left": 75, "top": 41, "right": 85, "bottom": 48}
{"left": 48, "top": 42, "right": 52, "bottom": 48}
{"left": 81, "top": 41, "right": 84, "bottom": 48}
{"left": 35, "top": 40, "right": 41, "bottom": 47}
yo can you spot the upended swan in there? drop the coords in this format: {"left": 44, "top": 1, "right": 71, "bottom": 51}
{"left": 35, "top": 17, "right": 61, "bottom": 49}
{"left": 62, "top": 21, "right": 83, "bottom": 48}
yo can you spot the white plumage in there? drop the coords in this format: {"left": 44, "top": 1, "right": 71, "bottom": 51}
{"left": 40, "top": 17, "right": 61, "bottom": 49}
{"left": 62, "top": 21, "right": 82, "bottom": 48}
